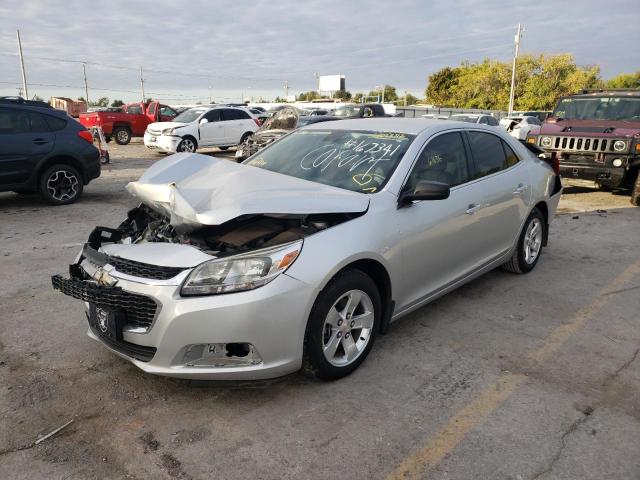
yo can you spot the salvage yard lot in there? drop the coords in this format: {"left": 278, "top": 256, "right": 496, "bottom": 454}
{"left": 1, "top": 141, "right": 639, "bottom": 480}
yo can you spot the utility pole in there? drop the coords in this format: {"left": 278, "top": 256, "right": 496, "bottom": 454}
{"left": 381, "top": 85, "right": 385, "bottom": 104}
{"left": 284, "top": 80, "right": 289, "bottom": 99}
{"left": 82, "top": 63, "right": 89, "bottom": 110}
{"left": 16, "top": 29, "right": 28, "bottom": 99}
{"left": 508, "top": 23, "right": 523, "bottom": 115}
{"left": 140, "top": 66, "right": 145, "bottom": 102}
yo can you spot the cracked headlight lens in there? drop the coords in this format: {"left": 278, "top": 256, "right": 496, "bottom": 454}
{"left": 181, "top": 240, "right": 302, "bottom": 296}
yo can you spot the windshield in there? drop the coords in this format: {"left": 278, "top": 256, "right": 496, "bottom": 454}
{"left": 333, "top": 105, "right": 360, "bottom": 117}
{"left": 172, "top": 108, "right": 206, "bottom": 123}
{"left": 245, "top": 129, "right": 415, "bottom": 193}
{"left": 553, "top": 96, "right": 640, "bottom": 121}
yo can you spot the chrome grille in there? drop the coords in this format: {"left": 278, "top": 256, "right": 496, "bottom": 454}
{"left": 540, "top": 136, "right": 627, "bottom": 154}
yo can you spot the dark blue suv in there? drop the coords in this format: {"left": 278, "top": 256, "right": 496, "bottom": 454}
{"left": 0, "top": 97, "right": 100, "bottom": 205}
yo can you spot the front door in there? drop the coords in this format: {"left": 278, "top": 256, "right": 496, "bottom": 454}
{"left": 394, "top": 130, "right": 482, "bottom": 311}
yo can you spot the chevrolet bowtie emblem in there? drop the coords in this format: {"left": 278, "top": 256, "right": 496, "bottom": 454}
{"left": 93, "top": 267, "right": 117, "bottom": 287}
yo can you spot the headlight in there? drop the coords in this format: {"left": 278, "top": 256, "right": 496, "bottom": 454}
{"left": 613, "top": 140, "right": 626, "bottom": 152}
{"left": 181, "top": 240, "right": 302, "bottom": 296}
{"left": 162, "top": 128, "right": 175, "bottom": 135}
{"left": 540, "top": 136, "right": 553, "bottom": 148}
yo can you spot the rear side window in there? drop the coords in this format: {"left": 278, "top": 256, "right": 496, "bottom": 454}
{"left": 502, "top": 140, "right": 520, "bottom": 167}
{"left": 222, "top": 109, "right": 250, "bottom": 120}
{"left": 44, "top": 115, "right": 67, "bottom": 131}
{"left": 468, "top": 131, "right": 510, "bottom": 178}
{"left": 0, "top": 109, "right": 65, "bottom": 133}
{"left": 486, "top": 116, "right": 499, "bottom": 126}
{"left": 147, "top": 103, "right": 157, "bottom": 115}
{"left": 126, "top": 105, "right": 143, "bottom": 114}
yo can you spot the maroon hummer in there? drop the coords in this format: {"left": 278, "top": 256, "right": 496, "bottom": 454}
{"left": 529, "top": 89, "right": 640, "bottom": 205}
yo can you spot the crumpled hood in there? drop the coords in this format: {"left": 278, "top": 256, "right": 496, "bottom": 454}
{"left": 126, "top": 153, "right": 369, "bottom": 232}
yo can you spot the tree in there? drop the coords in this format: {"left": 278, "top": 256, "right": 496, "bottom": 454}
{"left": 353, "top": 92, "right": 364, "bottom": 103}
{"left": 333, "top": 90, "right": 352, "bottom": 100}
{"left": 89, "top": 97, "right": 109, "bottom": 107}
{"left": 273, "top": 96, "right": 288, "bottom": 103}
{"left": 367, "top": 85, "right": 398, "bottom": 102}
{"left": 425, "top": 67, "right": 460, "bottom": 106}
{"left": 32, "top": 95, "right": 44, "bottom": 102}
{"left": 402, "top": 93, "right": 419, "bottom": 106}
{"left": 605, "top": 72, "right": 640, "bottom": 89}
{"left": 111, "top": 99, "right": 124, "bottom": 107}
{"left": 424, "top": 54, "right": 601, "bottom": 111}
{"left": 297, "top": 91, "right": 321, "bottom": 101}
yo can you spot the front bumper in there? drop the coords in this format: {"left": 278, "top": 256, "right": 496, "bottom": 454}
{"left": 52, "top": 255, "right": 315, "bottom": 380}
{"left": 559, "top": 162, "right": 626, "bottom": 187}
{"left": 143, "top": 132, "right": 180, "bottom": 153}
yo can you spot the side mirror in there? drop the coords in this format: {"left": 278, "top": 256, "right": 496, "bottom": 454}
{"left": 199, "top": 118, "right": 209, "bottom": 125}
{"left": 399, "top": 180, "right": 450, "bottom": 205}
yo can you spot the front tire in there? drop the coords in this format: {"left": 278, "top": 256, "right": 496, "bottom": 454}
{"left": 177, "top": 137, "right": 197, "bottom": 153}
{"left": 302, "top": 269, "right": 381, "bottom": 380}
{"left": 502, "top": 207, "right": 545, "bottom": 274}
{"left": 631, "top": 171, "right": 640, "bottom": 207}
{"left": 39, "top": 164, "right": 83, "bottom": 205}
{"left": 113, "top": 127, "right": 131, "bottom": 145}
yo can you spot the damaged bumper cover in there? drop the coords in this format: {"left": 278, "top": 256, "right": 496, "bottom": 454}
{"left": 52, "top": 242, "right": 315, "bottom": 380}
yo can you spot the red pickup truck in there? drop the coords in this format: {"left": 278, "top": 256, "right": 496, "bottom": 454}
{"left": 79, "top": 101, "right": 178, "bottom": 145}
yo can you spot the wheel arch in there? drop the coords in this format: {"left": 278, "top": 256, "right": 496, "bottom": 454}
{"left": 533, "top": 200, "right": 549, "bottom": 246}
{"left": 327, "top": 258, "right": 393, "bottom": 334}
{"left": 36, "top": 155, "right": 86, "bottom": 185}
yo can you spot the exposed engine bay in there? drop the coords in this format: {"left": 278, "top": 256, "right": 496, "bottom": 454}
{"left": 89, "top": 204, "right": 360, "bottom": 256}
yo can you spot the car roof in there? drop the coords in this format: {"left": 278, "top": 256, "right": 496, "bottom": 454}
{"left": 303, "top": 117, "right": 496, "bottom": 135}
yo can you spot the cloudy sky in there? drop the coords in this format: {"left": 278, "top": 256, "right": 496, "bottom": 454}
{"left": 1, "top": 0, "right": 638, "bottom": 104}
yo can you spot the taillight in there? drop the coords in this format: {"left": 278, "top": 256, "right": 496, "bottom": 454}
{"left": 550, "top": 151, "right": 560, "bottom": 175}
{"left": 77, "top": 130, "right": 94, "bottom": 143}
{"left": 253, "top": 119, "right": 260, "bottom": 126}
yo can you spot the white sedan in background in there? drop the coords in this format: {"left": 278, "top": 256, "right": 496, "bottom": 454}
{"left": 144, "top": 106, "right": 259, "bottom": 153}
{"left": 500, "top": 115, "right": 542, "bottom": 141}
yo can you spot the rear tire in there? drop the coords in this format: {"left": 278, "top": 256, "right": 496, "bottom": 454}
{"left": 39, "top": 164, "right": 83, "bottom": 205}
{"left": 302, "top": 269, "right": 381, "bottom": 380}
{"left": 502, "top": 207, "right": 545, "bottom": 274}
{"left": 631, "top": 171, "right": 640, "bottom": 207}
{"left": 113, "top": 127, "right": 131, "bottom": 145}
{"left": 238, "top": 132, "right": 252, "bottom": 146}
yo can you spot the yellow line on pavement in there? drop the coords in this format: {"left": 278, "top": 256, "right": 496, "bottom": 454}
{"left": 386, "top": 260, "right": 640, "bottom": 480}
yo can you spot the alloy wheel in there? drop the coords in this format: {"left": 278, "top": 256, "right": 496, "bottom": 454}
{"left": 46, "top": 170, "right": 79, "bottom": 202}
{"left": 322, "top": 289, "right": 374, "bottom": 367}
{"left": 524, "top": 217, "right": 543, "bottom": 265}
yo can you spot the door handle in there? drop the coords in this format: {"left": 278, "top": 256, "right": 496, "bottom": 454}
{"left": 513, "top": 184, "right": 528, "bottom": 195}
{"left": 466, "top": 203, "right": 481, "bottom": 215}
{"left": 33, "top": 138, "right": 48, "bottom": 145}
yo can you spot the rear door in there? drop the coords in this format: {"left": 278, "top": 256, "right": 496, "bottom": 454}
{"left": 198, "top": 109, "right": 224, "bottom": 146}
{"left": 220, "top": 108, "right": 246, "bottom": 144}
{"left": 465, "top": 130, "right": 530, "bottom": 261}
{"left": 0, "top": 108, "right": 55, "bottom": 186}
{"left": 125, "top": 103, "right": 145, "bottom": 135}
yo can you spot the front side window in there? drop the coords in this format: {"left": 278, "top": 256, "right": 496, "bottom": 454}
{"left": 0, "top": 109, "right": 58, "bottom": 134}
{"left": 246, "top": 129, "right": 415, "bottom": 193}
{"left": 204, "top": 109, "right": 221, "bottom": 122}
{"left": 147, "top": 103, "right": 157, "bottom": 115}
{"left": 405, "top": 132, "right": 470, "bottom": 190}
{"left": 160, "top": 105, "right": 176, "bottom": 116}
{"left": 468, "top": 131, "right": 519, "bottom": 177}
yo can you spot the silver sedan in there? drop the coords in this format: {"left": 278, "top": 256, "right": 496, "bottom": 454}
{"left": 52, "top": 118, "right": 562, "bottom": 380}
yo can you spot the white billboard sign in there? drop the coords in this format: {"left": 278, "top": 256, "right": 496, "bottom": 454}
{"left": 318, "top": 75, "right": 345, "bottom": 92}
